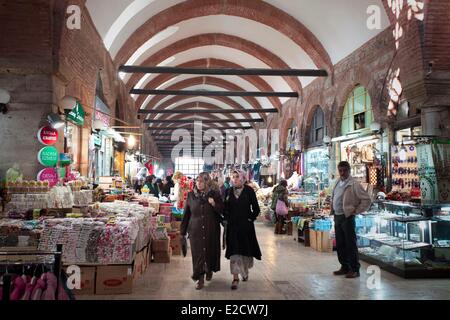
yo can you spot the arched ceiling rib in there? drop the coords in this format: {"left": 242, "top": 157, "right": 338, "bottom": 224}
{"left": 147, "top": 95, "right": 261, "bottom": 123}
{"left": 125, "top": 33, "right": 303, "bottom": 91}
{"left": 129, "top": 46, "right": 292, "bottom": 101}
{"left": 109, "top": 0, "right": 333, "bottom": 72}
{"left": 150, "top": 84, "right": 262, "bottom": 121}
{"left": 136, "top": 59, "right": 282, "bottom": 111}
{"left": 138, "top": 73, "right": 276, "bottom": 110}
{"left": 139, "top": 76, "right": 267, "bottom": 119}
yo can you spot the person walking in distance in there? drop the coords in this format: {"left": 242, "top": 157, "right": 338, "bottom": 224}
{"left": 332, "top": 161, "right": 372, "bottom": 278}
{"left": 224, "top": 170, "right": 262, "bottom": 290}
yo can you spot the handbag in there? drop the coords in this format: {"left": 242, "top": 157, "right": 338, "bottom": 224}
{"left": 181, "top": 235, "right": 187, "bottom": 257}
{"left": 275, "top": 199, "right": 288, "bottom": 216}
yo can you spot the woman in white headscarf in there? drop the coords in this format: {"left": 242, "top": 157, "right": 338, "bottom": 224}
{"left": 223, "top": 169, "right": 262, "bottom": 290}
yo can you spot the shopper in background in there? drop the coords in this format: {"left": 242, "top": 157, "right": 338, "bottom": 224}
{"left": 331, "top": 161, "right": 372, "bottom": 279}
{"left": 155, "top": 178, "right": 163, "bottom": 195}
{"left": 224, "top": 170, "right": 262, "bottom": 290}
{"left": 271, "top": 179, "right": 289, "bottom": 234}
{"left": 133, "top": 167, "right": 147, "bottom": 195}
{"left": 144, "top": 175, "right": 160, "bottom": 197}
{"left": 180, "top": 172, "right": 224, "bottom": 290}
{"left": 162, "top": 175, "right": 174, "bottom": 196}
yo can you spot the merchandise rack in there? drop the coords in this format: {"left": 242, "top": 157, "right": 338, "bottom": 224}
{"left": 0, "top": 244, "right": 63, "bottom": 301}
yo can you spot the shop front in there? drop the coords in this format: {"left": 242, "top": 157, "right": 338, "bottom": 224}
{"left": 64, "top": 99, "right": 85, "bottom": 176}
{"left": 333, "top": 86, "right": 386, "bottom": 193}
{"left": 303, "top": 107, "right": 330, "bottom": 193}
{"left": 283, "top": 121, "right": 301, "bottom": 180}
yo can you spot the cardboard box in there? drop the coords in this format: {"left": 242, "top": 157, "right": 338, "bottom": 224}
{"left": 153, "top": 247, "right": 172, "bottom": 263}
{"left": 152, "top": 239, "right": 170, "bottom": 252}
{"left": 133, "top": 249, "right": 146, "bottom": 281}
{"left": 96, "top": 265, "right": 133, "bottom": 295}
{"left": 318, "top": 231, "right": 333, "bottom": 253}
{"left": 65, "top": 266, "right": 96, "bottom": 296}
{"left": 316, "top": 231, "right": 323, "bottom": 252}
{"left": 143, "top": 246, "right": 150, "bottom": 270}
{"left": 309, "top": 229, "right": 317, "bottom": 250}
{"left": 168, "top": 231, "right": 181, "bottom": 255}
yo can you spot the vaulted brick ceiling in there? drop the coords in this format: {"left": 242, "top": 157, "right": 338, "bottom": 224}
{"left": 85, "top": 0, "right": 390, "bottom": 150}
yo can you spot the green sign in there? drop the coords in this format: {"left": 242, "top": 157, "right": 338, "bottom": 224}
{"left": 94, "top": 133, "right": 102, "bottom": 147}
{"left": 38, "top": 146, "right": 59, "bottom": 167}
{"left": 66, "top": 101, "right": 85, "bottom": 126}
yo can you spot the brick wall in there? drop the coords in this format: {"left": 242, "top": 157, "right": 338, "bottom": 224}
{"left": 0, "top": 0, "right": 160, "bottom": 180}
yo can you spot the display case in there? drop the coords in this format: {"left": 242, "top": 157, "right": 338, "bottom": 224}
{"left": 304, "top": 148, "right": 329, "bottom": 191}
{"left": 356, "top": 201, "right": 450, "bottom": 278}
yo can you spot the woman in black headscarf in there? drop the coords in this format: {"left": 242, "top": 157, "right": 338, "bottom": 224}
{"left": 224, "top": 170, "right": 262, "bottom": 290}
{"left": 180, "top": 172, "right": 224, "bottom": 290}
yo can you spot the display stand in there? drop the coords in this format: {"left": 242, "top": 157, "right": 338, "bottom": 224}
{"left": 1, "top": 244, "right": 63, "bottom": 301}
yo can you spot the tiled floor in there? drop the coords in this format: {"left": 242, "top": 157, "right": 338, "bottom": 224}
{"left": 81, "top": 222, "right": 450, "bottom": 300}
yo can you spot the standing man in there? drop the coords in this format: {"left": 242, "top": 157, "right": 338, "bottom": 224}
{"left": 331, "top": 161, "right": 372, "bottom": 278}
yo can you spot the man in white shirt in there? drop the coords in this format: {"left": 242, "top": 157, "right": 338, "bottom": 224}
{"left": 331, "top": 161, "right": 372, "bottom": 279}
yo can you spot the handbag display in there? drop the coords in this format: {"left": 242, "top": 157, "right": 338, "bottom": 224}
{"left": 275, "top": 199, "right": 288, "bottom": 216}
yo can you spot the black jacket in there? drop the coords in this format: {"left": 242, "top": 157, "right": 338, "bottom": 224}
{"left": 224, "top": 185, "right": 262, "bottom": 260}
{"left": 181, "top": 190, "right": 224, "bottom": 280}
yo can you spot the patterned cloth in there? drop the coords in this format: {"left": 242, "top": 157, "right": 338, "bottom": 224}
{"left": 233, "top": 186, "right": 244, "bottom": 199}
{"left": 230, "top": 254, "right": 254, "bottom": 277}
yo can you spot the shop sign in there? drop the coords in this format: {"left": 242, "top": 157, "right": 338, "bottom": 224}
{"left": 66, "top": 101, "right": 85, "bottom": 126}
{"left": 37, "top": 126, "right": 58, "bottom": 146}
{"left": 94, "top": 133, "right": 102, "bottom": 147}
{"left": 37, "top": 146, "right": 59, "bottom": 167}
{"left": 37, "top": 168, "right": 59, "bottom": 187}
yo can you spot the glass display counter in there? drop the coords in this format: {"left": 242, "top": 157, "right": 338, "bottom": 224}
{"left": 356, "top": 201, "right": 450, "bottom": 278}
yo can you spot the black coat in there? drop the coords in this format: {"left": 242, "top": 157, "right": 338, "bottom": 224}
{"left": 180, "top": 190, "right": 224, "bottom": 280}
{"left": 224, "top": 185, "right": 262, "bottom": 260}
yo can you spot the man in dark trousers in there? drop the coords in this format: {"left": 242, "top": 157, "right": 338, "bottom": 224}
{"left": 331, "top": 161, "right": 372, "bottom": 278}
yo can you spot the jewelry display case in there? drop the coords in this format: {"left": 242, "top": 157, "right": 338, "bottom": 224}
{"left": 356, "top": 201, "right": 450, "bottom": 278}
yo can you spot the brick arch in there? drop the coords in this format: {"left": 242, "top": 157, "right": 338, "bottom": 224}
{"left": 126, "top": 33, "right": 302, "bottom": 94}
{"left": 114, "top": 0, "right": 333, "bottom": 73}
{"left": 135, "top": 58, "right": 282, "bottom": 110}
{"left": 141, "top": 76, "right": 267, "bottom": 120}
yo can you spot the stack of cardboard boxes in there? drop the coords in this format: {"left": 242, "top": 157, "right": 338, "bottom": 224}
{"left": 309, "top": 230, "right": 333, "bottom": 253}
{"left": 169, "top": 221, "right": 182, "bottom": 256}
{"left": 151, "top": 238, "right": 172, "bottom": 263}
{"left": 67, "top": 242, "right": 152, "bottom": 296}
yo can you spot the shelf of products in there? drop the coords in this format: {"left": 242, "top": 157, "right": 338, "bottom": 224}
{"left": 356, "top": 201, "right": 450, "bottom": 278}
{"left": 390, "top": 144, "right": 420, "bottom": 198}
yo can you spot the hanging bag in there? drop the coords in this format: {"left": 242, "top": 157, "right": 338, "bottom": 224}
{"left": 275, "top": 199, "right": 288, "bottom": 216}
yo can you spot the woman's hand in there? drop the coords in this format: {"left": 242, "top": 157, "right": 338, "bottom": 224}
{"left": 208, "top": 197, "right": 215, "bottom": 206}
